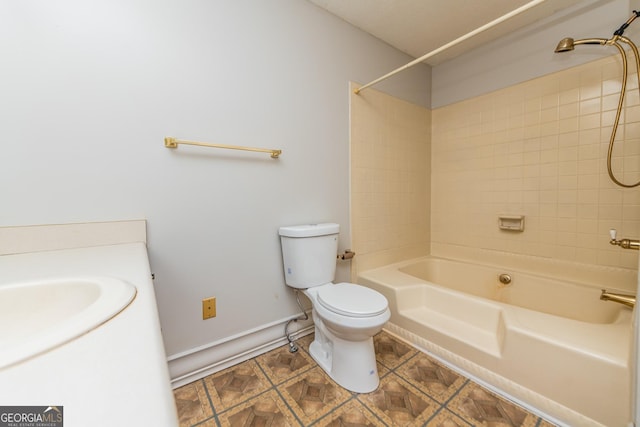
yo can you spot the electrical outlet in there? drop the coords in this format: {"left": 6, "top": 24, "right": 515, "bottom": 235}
{"left": 202, "top": 297, "right": 216, "bottom": 320}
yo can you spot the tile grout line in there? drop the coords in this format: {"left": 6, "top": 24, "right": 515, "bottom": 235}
{"left": 198, "top": 359, "right": 280, "bottom": 424}
{"left": 378, "top": 346, "right": 472, "bottom": 427}
{"left": 196, "top": 378, "right": 220, "bottom": 427}
{"left": 253, "top": 353, "right": 306, "bottom": 426}
{"left": 204, "top": 377, "right": 305, "bottom": 426}
{"left": 365, "top": 345, "right": 441, "bottom": 427}
{"left": 353, "top": 393, "right": 393, "bottom": 427}
{"left": 422, "top": 378, "right": 472, "bottom": 427}
{"left": 307, "top": 395, "right": 358, "bottom": 427}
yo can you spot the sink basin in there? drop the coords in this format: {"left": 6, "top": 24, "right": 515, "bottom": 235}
{"left": 0, "top": 276, "right": 136, "bottom": 369}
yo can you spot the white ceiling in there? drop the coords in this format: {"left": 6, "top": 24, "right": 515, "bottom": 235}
{"left": 308, "top": 0, "right": 587, "bottom": 65}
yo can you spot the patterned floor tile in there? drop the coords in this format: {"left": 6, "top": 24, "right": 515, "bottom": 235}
{"left": 278, "top": 366, "right": 352, "bottom": 425}
{"left": 313, "top": 399, "right": 386, "bottom": 426}
{"left": 447, "top": 382, "right": 538, "bottom": 427}
{"left": 203, "top": 359, "right": 272, "bottom": 413}
{"left": 256, "top": 342, "right": 315, "bottom": 384}
{"left": 217, "top": 389, "right": 300, "bottom": 427}
{"left": 377, "top": 361, "right": 391, "bottom": 378}
{"left": 191, "top": 419, "right": 218, "bottom": 427}
{"left": 425, "top": 409, "right": 472, "bottom": 426}
{"left": 358, "top": 373, "right": 439, "bottom": 426}
{"left": 174, "top": 331, "right": 558, "bottom": 427}
{"left": 396, "top": 353, "right": 465, "bottom": 403}
{"left": 173, "top": 380, "right": 214, "bottom": 426}
{"left": 374, "top": 332, "right": 417, "bottom": 370}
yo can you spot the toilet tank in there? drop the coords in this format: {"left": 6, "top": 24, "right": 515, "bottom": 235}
{"left": 278, "top": 223, "right": 339, "bottom": 289}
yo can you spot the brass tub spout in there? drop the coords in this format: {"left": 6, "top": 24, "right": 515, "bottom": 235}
{"left": 600, "top": 289, "right": 636, "bottom": 308}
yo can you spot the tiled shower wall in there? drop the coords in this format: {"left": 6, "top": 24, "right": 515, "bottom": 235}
{"left": 350, "top": 82, "right": 431, "bottom": 277}
{"left": 432, "top": 55, "right": 640, "bottom": 269}
{"left": 351, "top": 55, "right": 640, "bottom": 274}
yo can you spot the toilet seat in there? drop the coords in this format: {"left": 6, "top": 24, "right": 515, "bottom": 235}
{"left": 317, "top": 283, "right": 388, "bottom": 318}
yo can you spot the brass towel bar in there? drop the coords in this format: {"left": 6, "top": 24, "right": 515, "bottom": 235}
{"left": 164, "top": 137, "right": 281, "bottom": 159}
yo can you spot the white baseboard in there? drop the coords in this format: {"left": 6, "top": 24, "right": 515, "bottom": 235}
{"left": 168, "top": 313, "right": 314, "bottom": 389}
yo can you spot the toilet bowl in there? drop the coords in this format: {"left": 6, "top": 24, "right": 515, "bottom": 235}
{"left": 307, "top": 283, "right": 389, "bottom": 340}
{"left": 303, "top": 283, "right": 390, "bottom": 393}
{"left": 278, "top": 223, "right": 390, "bottom": 393}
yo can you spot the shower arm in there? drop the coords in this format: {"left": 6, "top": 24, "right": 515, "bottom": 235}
{"left": 613, "top": 10, "right": 640, "bottom": 37}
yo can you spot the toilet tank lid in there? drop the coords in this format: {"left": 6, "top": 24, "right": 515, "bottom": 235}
{"left": 278, "top": 223, "right": 339, "bottom": 237}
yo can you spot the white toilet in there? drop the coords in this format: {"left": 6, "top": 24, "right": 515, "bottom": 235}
{"left": 278, "top": 223, "right": 390, "bottom": 393}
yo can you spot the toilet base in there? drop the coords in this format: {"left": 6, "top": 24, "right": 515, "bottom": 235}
{"left": 308, "top": 328, "right": 379, "bottom": 393}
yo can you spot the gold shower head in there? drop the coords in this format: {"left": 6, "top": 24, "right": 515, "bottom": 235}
{"left": 554, "top": 37, "right": 575, "bottom": 52}
{"left": 554, "top": 37, "right": 609, "bottom": 53}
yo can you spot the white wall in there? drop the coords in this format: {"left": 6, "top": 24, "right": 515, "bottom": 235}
{"left": 0, "top": 0, "right": 430, "bottom": 371}
{"left": 432, "top": 0, "right": 640, "bottom": 108}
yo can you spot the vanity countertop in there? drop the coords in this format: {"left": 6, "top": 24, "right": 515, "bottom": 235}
{"left": 0, "top": 243, "right": 178, "bottom": 427}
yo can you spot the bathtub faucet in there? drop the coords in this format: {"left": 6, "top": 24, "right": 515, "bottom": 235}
{"left": 609, "top": 229, "right": 640, "bottom": 250}
{"left": 600, "top": 289, "right": 636, "bottom": 308}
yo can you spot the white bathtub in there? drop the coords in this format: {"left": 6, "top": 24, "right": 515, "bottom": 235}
{"left": 358, "top": 256, "right": 636, "bottom": 427}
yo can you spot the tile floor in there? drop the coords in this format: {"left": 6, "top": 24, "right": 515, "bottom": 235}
{"left": 173, "top": 331, "right": 557, "bottom": 426}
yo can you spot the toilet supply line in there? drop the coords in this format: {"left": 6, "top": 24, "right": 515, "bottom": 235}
{"left": 284, "top": 290, "right": 310, "bottom": 353}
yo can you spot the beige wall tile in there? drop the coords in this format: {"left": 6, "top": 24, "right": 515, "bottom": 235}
{"left": 351, "top": 56, "right": 639, "bottom": 272}
{"left": 350, "top": 83, "right": 431, "bottom": 276}
{"left": 432, "top": 56, "right": 640, "bottom": 269}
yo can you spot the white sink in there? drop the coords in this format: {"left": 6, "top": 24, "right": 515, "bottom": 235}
{"left": 0, "top": 276, "right": 136, "bottom": 369}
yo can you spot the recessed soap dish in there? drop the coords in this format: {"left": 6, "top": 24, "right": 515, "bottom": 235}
{"left": 499, "top": 215, "right": 524, "bottom": 231}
